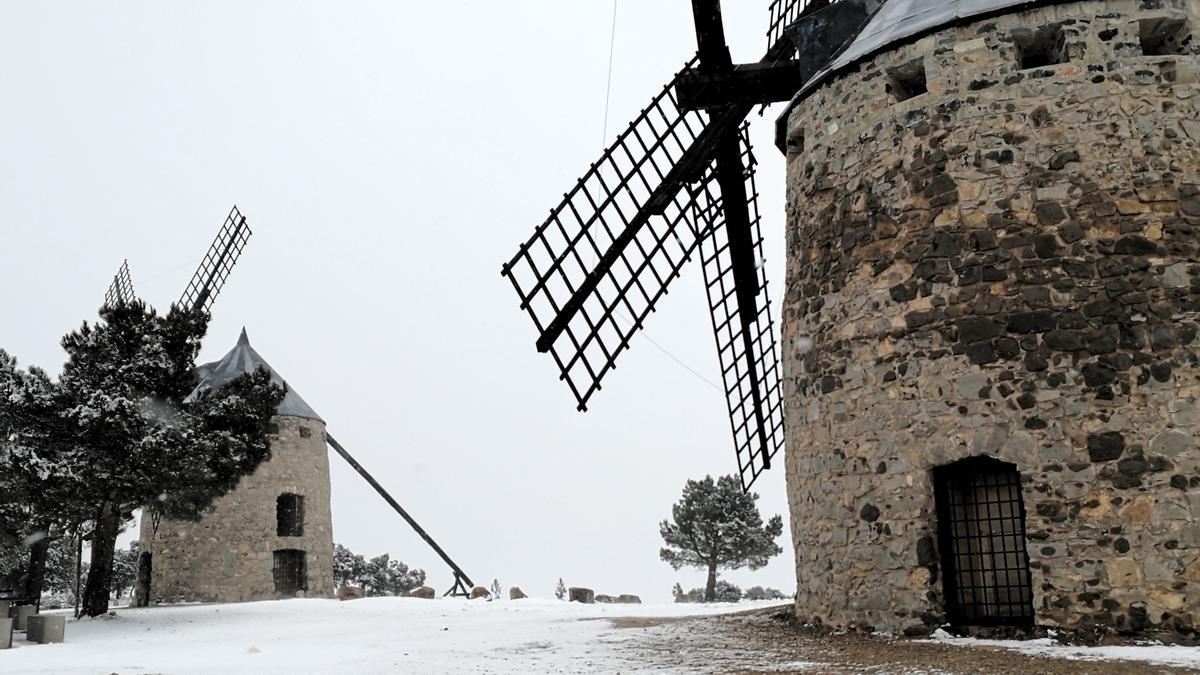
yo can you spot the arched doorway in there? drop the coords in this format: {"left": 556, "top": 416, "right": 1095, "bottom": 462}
{"left": 933, "top": 456, "right": 1034, "bottom": 626}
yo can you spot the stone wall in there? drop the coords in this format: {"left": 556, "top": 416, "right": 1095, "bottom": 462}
{"left": 782, "top": 0, "right": 1200, "bottom": 635}
{"left": 138, "top": 415, "right": 335, "bottom": 603}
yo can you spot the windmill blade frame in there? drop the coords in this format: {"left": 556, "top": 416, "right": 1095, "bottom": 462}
{"left": 694, "top": 129, "right": 784, "bottom": 491}
{"left": 177, "top": 206, "right": 252, "bottom": 314}
{"left": 103, "top": 259, "right": 136, "bottom": 308}
{"left": 501, "top": 57, "right": 735, "bottom": 411}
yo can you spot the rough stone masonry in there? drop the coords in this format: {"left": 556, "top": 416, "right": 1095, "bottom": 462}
{"left": 139, "top": 415, "right": 335, "bottom": 603}
{"left": 783, "top": 0, "right": 1200, "bottom": 635}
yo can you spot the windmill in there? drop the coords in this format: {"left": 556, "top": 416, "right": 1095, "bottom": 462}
{"left": 100, "top": 205, "right": 251, "bottom": 314}
{"left": 104, "top": 206, "right": 476, "bottom": 597}
{"left": 501, "top": 0, "right": 881, "bottom": 490}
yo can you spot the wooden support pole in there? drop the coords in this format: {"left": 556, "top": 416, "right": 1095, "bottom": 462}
{"left": 325, "top": 433, "right": 475, "bottom": 595}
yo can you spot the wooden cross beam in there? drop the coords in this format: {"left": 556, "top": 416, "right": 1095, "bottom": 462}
{"left": 675, "top": 61, "right": 807, "bottom": 110}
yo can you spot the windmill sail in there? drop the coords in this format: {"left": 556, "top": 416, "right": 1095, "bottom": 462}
{"left": 503, "top": 1, "right": 818, "bottom": 490}
{"left": 767, "top": 0, "right": 810, "bottom": 50}
{"left": 501, "top": 57, "right": 733, "bottom": 410}
{"left": 178, "top": 206, "right": 252, "bottom": 314}
{"left": 103, "top": 259, "right": 136, "bottom": 308}
{"left": 694, "top": 131, "right": 784, "bottom": 491}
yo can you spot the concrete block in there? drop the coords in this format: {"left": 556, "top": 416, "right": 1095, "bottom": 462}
{"left": 568, "top": 587, "right": 594, "bottom": 604}
{"left": 10, "top": 605, "right": 36, "bottom": 631}
{"left": 0, "top": 600, "right": 10, "bottom": 618}
{"left": 26, "top": 615, "right": 65, "bottom": 644}
{"left": 0, "top": 617, "right": 11, "bottom": 649}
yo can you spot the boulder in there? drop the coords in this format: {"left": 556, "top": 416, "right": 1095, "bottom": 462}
{"left": 470, "top": 585, "right": 491, "bottom": 600}
{"left": 568, "top": 587, "right": 595, "bottom": 604}
{"left": 337, "top": 586, "right": 365, "bottom": 601}
{"left": 408, "top": 585, "right": 436, "bottom": 599}
{"left": 595, "top": 594, "right": 615, "bottom": 603}
{"left": 509, "top": 587, "right": 527, "bottom": 600}
{"left": 617, "top": 594, "right": 642, "bottom": 604}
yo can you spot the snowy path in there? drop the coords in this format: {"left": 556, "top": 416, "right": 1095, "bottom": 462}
{"left": 5, "top": 598, "right": 1200, "bottom": 674}
{"left": 1, "top": 598, "right": 779, "bottom": 674}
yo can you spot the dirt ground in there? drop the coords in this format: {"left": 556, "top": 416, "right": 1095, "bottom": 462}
{"left": 604, "top": 606, "right": 1200, "bottom": 674}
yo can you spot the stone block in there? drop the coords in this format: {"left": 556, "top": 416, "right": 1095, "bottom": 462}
{"left": 508, "top": 587, "right": 527, "bottom": 600}
{"left": 337, "top": 586, "right": 364, "bottom": 601}
{"left": 617, "top": 594, "right": 642, "bottom": 604}
{"left": 408, "top": 585, "right": 435, "bottom": 599}
{"left": 26, "top": 615, "right": 65, "bottom": 644}
{"left": 10, "top": 605, "right": 35, "bottom": 631}
{"left": 0, "top": 617, "right": 10, "bottom": 649}
{"left": 469, "top": 586, "right": 490, "bottom": 600}
{"left": 0, "top": 601, "right": 9, "bottom": 619}
{"left": 595, "top": 594, "right": 615, "bottom": 603}
{"left": 568, "top": 587, "right": 594, "bottom": 604}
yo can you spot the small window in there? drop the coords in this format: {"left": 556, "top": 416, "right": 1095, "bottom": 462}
{"left": 276, "top": 493, "right": 305, "bottom": 537}
{"left": 1014, "top": 25, "right": 1068, "bottom": 69}
{"left": 886, "top": 59, "right": 927, "bottom": 102}
{"left": 1140, "top": 18, "right": 1191, "bottom": 56}
{"left": 273, "top": 549, "right": 307, "bottom": 595}
{"left": 934, "top": 457, "right": 1034, "bottom": 627}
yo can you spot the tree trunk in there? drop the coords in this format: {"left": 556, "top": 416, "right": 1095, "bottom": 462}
{"left": 82, "top": 499, "right": 121, "bottom": 617}
{"left": 20, "top": 524, "right": 50, "bottom": 603}
{"left": 704, "top": 562, "right": 718, "bottom": 602}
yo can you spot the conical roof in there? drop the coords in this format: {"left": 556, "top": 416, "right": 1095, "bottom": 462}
{"left": 185, "top": 328, "right": 324, "bottom": 423}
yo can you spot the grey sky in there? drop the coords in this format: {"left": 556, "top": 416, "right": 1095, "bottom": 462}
{"left": 1, "top": 1, "right": 793, "bottom": 601}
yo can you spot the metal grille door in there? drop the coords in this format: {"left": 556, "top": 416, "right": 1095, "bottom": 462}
{"left": 934, "top": 458, "right": 1034, "bottom": 626}
{"left": 273, "top": 549, "right": 307, "bottom": 596}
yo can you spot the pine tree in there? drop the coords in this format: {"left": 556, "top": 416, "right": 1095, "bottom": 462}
{"left": 744, "top": 586, "right": 788, "bottom": 601}
{"left": 356, "top": 551, "right": 425, "bottom": 596}
{"left": 13, "top": 301, "right": 286, "bottom": 617}
{"left": 671, "top": 582, "right": 685, "bottom": 603}
{"left": 490, "top": 578, "right": 502, "bottom": 600}
{"left": 109, "top": 542, "right": 139, "bottom": 600}
{"left": 0, "top": 349, "right": 92, "bottom": 603}
{"left": 659, "top": 474, "right": 783, "bottom": 602}
{"left": 333, "top": 543, "right": 368, "bottom": 589}
{"left": 555, "top": 577, "right": 567, "bottom": 601}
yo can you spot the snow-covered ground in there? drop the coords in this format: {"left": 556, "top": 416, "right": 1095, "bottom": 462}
{"left": 926, "top": 628, "right": 1200, "bottom": 670}
{"left": 5, "top": 598, "right": 1200, "bottom": 674}
{"left": 1, "top": 598, "right": 779, "bottom": 674}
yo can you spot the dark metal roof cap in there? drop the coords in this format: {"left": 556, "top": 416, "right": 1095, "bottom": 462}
{"left": 185, "top": 328, "right": 324, "bottom": 423}
{"left": 776, "top": 0, "right": 1076, "bottom": 146}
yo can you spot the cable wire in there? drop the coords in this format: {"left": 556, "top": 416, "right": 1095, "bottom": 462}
{"left": 597, "top": 0, "right": 721, "bottom": 393}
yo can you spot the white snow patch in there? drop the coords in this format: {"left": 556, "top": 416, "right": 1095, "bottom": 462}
{"left": 927, "top": 628, "right": 1200, "bottom": 669}
{"left": 0, "top": 598, "right": 782, "bottom": 674}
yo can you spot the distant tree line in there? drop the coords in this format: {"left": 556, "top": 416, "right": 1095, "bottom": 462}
{"left": 0, "top": 302, "right": 283, "bottom": 617}
{"left": 672, "top": 581, "right": 789, "bottom": 603}
{"left": 333, "top": 543, "right": 425, "bottom": 596}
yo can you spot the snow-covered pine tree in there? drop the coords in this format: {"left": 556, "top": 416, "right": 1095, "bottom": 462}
{"left": 658, "top": 474, "right": 783, "bottom": 602}
{"left": 671, "top": 582, "right": 685, "bottom": 603}
{"left": 333, "top": 543, "right": 368, "bottom": 589}
{"left": 555, "top": 577, "right": 566, "bottom": 601}
{"left": 490, "top": 578, "right": 502, "bottom": 601}
{"left": 109, "top": 542, "right": 139, "bottom": 600}
{"left": 0, "top": 349, "right": 93, "bottom": 603}
{"left": 51, "top": 301, "right": 283, "bottom": 617}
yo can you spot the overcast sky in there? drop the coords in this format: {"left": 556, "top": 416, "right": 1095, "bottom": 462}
{"left": 0, "top": 1, "right": 793, "bottom": 602}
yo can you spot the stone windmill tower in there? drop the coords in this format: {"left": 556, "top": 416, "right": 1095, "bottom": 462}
{"left": 504, "top": 0, "right": 1200, "bottom": 636}
{"left": 136, "top": 329, "right": 335, "bottom": 604}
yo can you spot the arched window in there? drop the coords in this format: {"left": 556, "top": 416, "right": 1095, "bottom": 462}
{"left": 933, "top": 457, "right": 1034, "bottom": 626}
{"left": 276, "top": 493, "right": 305, "bottom": 537}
